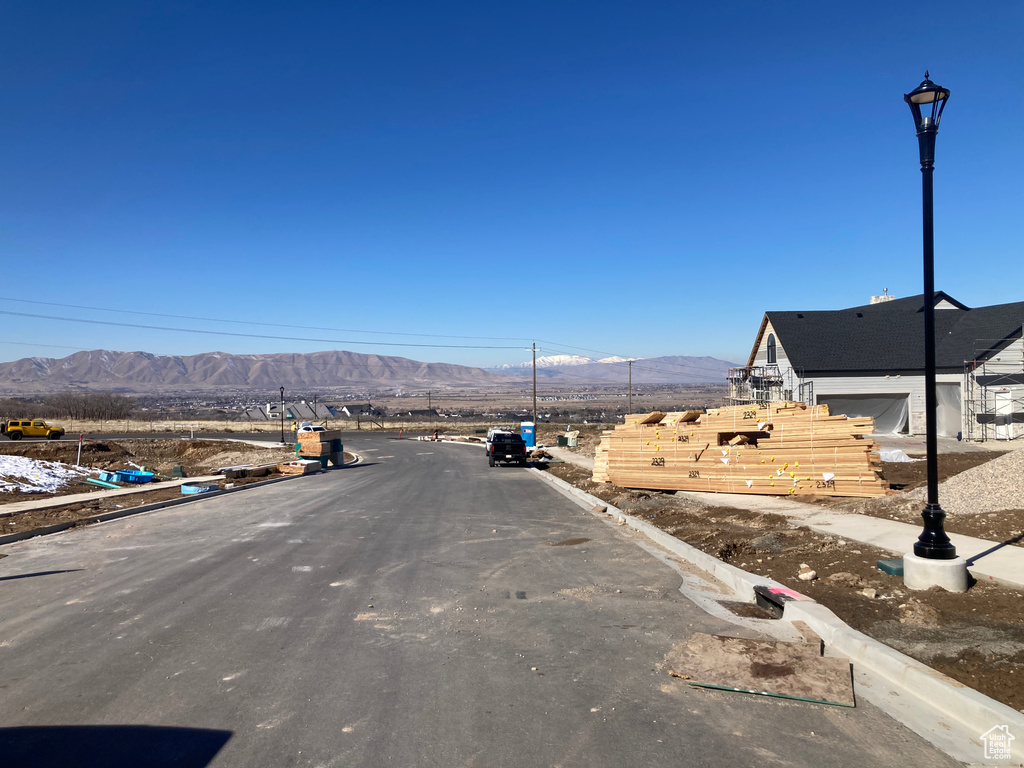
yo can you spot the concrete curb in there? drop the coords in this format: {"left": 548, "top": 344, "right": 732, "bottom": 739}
{"left": 784, "top": 600, "right": 1024, "bottom": 761}
{"left": 528, "top": 467, "right": 1024, "bottom": 766}
{"left": 0, "top": 455, "right": 363, "bottom": 549}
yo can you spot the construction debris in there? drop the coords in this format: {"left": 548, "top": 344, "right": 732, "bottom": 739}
{"left": 797, "top": 564, "right": 818, "bottom": 581}
{"left": 593, "top": 402, "right": 890, "bottom": 497}
{"left": 181, "top": 484, "right": 217, "bottom": 494}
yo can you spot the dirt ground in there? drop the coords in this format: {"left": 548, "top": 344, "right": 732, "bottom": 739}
{"left": 536, "top": 423, "right": 610, "bottom": 454}
{"left": 539, "top": 459, "right": 1024, "bottom": 712}
{"left": 0, "top": 439, "right": 353, "bottom": 538}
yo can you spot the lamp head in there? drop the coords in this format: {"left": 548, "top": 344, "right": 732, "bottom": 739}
{"left": 904, "top": 71, "right": 950, "bottom": 134}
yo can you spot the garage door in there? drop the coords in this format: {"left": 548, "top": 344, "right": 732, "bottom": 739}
{"left": 935, "top": 383, "right": 962, "bottom": 437}
{"left": 817, "top": 394, "right": 909, "bottom": 434}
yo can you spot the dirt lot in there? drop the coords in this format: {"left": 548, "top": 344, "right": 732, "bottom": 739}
{"left": 538, "top": 456, "right": 1024, "bottom": 712}
{"left": 0, "top": 439, "right": 353, "bottom": 538}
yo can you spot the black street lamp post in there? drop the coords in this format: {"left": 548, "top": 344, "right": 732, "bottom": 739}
{"left": 280, "top": 386, "right": 285, "bottom": 445}
{"left": 904, "top": 72, "right": 956, "bottom": 560}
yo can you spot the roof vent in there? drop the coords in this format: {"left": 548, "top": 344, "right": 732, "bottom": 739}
{"left": 870, "top": 288, "right": 896, "bottom": 304}
{"left": 856, "top": 312, "right": 864, "bottom": 318}
{"left": 796, "top": 313, "right": 804, "bottom": 319}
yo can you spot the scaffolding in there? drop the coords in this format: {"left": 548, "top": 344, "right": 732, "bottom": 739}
{"left": 964, "top": 358, "right": 1024, "bottom": 442}
{"left": 727, "top": 365, "right": 805, "bottom": 406}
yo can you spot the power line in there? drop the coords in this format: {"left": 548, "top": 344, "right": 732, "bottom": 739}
{"left": 0, "top": 340, "right": 88, "bottom": 351}
{"left": 0, "top": 299, "right": 736, "bottom": 376}
{"left": 0, "top": 297, "right": 532, "bottom": 344}
{"left": 0, "top": 310, "right": 528, "bottom": 350}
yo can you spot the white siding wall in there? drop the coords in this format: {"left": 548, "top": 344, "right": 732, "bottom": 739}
{"left": 810, "top": 374, "right": 962, "bottom": 435}
{"left": 974, "top": 336, "right": 1023, "bottom": 440}
{"left": 985, "top": 337, "right": 1024, "bottom": 366}
{"left": 752, "top": 320, "right": 799, "bottom": 395}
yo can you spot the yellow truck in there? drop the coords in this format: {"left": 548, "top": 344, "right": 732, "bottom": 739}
{"left": 1, "top": 419, "right": 66, "bottom": 441}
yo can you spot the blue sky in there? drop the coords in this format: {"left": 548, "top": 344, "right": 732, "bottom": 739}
{"left": 1, "top": 1, "right": 1021, "bottom": 370}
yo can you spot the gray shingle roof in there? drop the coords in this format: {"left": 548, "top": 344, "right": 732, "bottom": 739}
{"left": 767, "top": 292, "right": 1024, "bottom": 374}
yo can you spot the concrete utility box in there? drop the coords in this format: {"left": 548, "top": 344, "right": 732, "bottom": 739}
{"left": 521, "top": 421, "right": 535, "bottom": 448}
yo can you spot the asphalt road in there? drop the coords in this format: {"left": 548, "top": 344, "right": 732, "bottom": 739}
{"left": 0, "top": 433, "right": 958, "bottom": 767}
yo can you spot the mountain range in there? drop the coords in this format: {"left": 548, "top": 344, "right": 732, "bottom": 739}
{"left": 488, "top": 355, "right": 735, "bottom": 384}
{"left": 0, "top": 350, "right": 508, "bottom": 393}
{"left": 0, "top": 349, "right": 736, "bottom": 393}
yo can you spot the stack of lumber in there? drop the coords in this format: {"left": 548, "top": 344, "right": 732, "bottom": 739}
{"left": 593, "top": 402, "right": 890, "bottom": 498}
{"left": 296, "top": 429, "right": 345, "bottom": 467}
{"left": 277, "top": 459, "right": 323, "bottom": 475}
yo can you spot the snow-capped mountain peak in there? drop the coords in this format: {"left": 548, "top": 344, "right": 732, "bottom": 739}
{"left": 494, "top": 354, "right": 646, "bottom": 369}
{"left": 495, "top": 354, "right": 593, "bottom": 369}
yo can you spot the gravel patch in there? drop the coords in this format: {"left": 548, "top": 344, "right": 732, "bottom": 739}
{"left": 904, "top": 445, "right": 1024, "bottom": 516}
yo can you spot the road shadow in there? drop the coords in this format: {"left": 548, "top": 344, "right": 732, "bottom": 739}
{"left": 0, "top": 725, "right": 232, "bottom": 768}
{"left": 0, "top": 569, "right": 84, "bottom": 582}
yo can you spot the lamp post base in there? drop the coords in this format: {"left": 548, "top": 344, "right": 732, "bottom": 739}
{"left": 903, "top": 552, "right": 969, "bottom": 593}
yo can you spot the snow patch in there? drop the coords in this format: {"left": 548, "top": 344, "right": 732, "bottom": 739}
{"left": 0, "top": 455, "right": 89, "bottom": 494}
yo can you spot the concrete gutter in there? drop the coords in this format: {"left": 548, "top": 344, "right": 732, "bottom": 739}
{"left": 529, "top": 467, "right": 1024, "bottom": 766}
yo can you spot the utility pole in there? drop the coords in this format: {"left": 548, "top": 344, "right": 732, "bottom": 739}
{"left": 428, "top": 391, "right": 431, "bottom": 410}
{"left": 628, "top": 359, "right": 632, "bottom": 416}
{"left": 532, "top": 342, "right": 537, "bottom": 425}
{"left": 279, "top": 387, "right": 285, "bottom": 444}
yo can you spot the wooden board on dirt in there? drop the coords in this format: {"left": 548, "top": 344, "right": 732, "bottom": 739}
{"left": 665, "top": 632, "right": 855, "bottom": 707}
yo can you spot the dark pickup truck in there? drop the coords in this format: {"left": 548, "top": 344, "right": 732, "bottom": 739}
{"left": 486, "top": 431, "right": 529, "bottom": 467}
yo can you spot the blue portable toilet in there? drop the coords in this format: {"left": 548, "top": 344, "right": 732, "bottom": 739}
{"left": 520, "top": 421, "right": 535, "bottom": 448}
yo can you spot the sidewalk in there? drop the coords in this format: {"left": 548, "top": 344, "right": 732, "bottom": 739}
{"left": 547, "top": 446, "right": 1024, "bottom": 591}
{"left": 544, "top": 445, "right": 594, "bottom": 470}
{"left": 0, "top": 475, "right": 223, "bottom": 517}
{"left": 679, "top": 492, "right": 1024, "bottom": 591}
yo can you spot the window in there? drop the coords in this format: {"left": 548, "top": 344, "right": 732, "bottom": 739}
{"left": 767, "top": 334, "right": 777, "bottom": 364}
